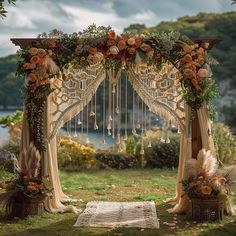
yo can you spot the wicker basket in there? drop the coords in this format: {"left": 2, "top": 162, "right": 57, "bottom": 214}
{"left": 190, "top": 197, "right": 224, "bottom": 222}
{"left": 10, "top": 192, "right": 45, "bottom": 218}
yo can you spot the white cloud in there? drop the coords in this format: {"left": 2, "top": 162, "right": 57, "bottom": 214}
{"left": 0, "top": 0, "right": 235, "bottom": 57}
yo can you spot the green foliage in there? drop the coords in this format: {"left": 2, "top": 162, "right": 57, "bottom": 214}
{"left": 0, "top": 110, "right": 23, "bottom": 127}
{"left": 0, "top": 0, "right": 16, "bottom": 18}
{"left": 95, "top": 151, "right": 138, "bottom": 169}
{"left": 0, "top": 54, "right": 23, "bottom": 109}
{"left": 126, "top": 131, "right": 180, "bottom": 168}
{"left": 213, "top": 123, "right": 236, "bottom": 164}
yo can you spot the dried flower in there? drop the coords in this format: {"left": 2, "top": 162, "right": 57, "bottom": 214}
{"left": 140, "top": 43, "right": 152, "bottom": 52}
{"left": 107, "top": 30, "right": 116, "bottom": 40}
{"left": 128, "top": 47, "right": 136, "bottom": 55}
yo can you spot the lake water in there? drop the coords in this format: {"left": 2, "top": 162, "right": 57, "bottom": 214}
{"left": 0, "top": 111, "right": 127, "bottom": 149}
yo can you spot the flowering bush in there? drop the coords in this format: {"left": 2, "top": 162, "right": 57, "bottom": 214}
{"left": 57, "top": 138, "right": 96, "bottom": 169}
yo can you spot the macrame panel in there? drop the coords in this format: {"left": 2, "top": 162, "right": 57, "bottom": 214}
{"left": 49, "top": 64, "right": 106, "bottom": 140}
{"left": 129, "top": 64, "right": 185, "bottom": 132}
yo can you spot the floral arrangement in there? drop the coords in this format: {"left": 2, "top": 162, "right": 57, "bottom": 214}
{"left": 182, "top": 149, "right": 234, "bottom": 202}
{"left": 0, "top": 143, "right": 52, "bottom": 216}
{"left": 15, "top": 25, "right": 218, "bottom": 151}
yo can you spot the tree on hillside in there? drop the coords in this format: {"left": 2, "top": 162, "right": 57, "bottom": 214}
{"left": 0, "top": 0, "right": 16, "bottom": 18}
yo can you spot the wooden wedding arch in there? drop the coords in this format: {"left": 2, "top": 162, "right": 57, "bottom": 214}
{"left": 11, "top": 27, "right": 219, "bottom": 213}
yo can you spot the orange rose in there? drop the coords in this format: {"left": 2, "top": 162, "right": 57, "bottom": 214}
{"left": 196, "top": 56, "right": 205, "bottom": 65}
{"left": 29, "top": 47, "right": 38, "bottom": 55}
{"left": 38, "top": 57, "right": 46, "bottom": 66}
{"left": 88, "top": 47, "right": 97, "bottom": 55}
{"left": 196, "top": 47, "right": 204, "bottom": 56}
{"left": 107, "top": 30, "right": 116, "bottom": 40}
{"left": 183, "top": 68, "right": 194, "bottom": 77}
{"left": 135, "top": 37, "right": 142, "bottom": 48}
{"left": 140, "top": 43, "right": 152, "bottom": 52}
{"left": 127, "top": 37, "right": 135, "bottom": 46}
{"left": 183, "top": 54, "right": 192, "bottom": 63}
{"left": 30, "top": 55, "right": 40, "bottom": 64}
{"left": 38, "top": 48, "right": 47, "bottom": 58}
{"left": 201, "top": 185, "right": 212, "bottom": 195}
{"left": 182, "top": 44, "right": 192, "bottom": 53}
{"left": 128, "top": 47, "right": 136, "bottom": 55}
{"left": 117, "top": 40, "right": 126, "bottom": 50}
{"left": 28, "top": 73, "right": 38, "bottom": 82}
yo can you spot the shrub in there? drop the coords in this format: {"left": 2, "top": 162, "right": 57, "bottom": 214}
{"left": 95, "top": 151, "right": 138, "bottom": 169}
{"left": 57, "top": 138, "right": 97, "bottom": 169}
{"left": 126, "top": 130, "right": 180, "bottom": 168}
{"left": 212, "top": 123, "right": 236, "bottom": 164}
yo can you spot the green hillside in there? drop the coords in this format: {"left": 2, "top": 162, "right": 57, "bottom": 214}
{"left": 0, "top": 11, "right": 236, "bottom": 127}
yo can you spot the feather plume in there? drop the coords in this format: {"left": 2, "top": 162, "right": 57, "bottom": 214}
{"left": 45, "top": 55, "right": 60, "bottom": 75}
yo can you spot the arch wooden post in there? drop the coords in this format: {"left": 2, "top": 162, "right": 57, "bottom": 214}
{"left": 191, "top": 109, "right": 202, "bottom": 159}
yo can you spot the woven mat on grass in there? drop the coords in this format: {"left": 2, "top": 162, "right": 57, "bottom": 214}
{"left": 74, "top": 201, "right": 159, "bottom": 229}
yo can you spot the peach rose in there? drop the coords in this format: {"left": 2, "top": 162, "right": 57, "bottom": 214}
{"left": 30, "top": 55, "right": 40, "bottom": 64}
{"left": 197, "top": 68, "right": 209, "bottom": 78}
{"left": 127, "top": 37, "right": 135, "bottom": 46}
{"left": 140, "top": 43, "right": 152, "bottom": 52}
{"left": 29, "top": 47, "right": 38, "bottom": 55}
{"left": 183, "top": 54, "right": 192, "bottom": 63}
{"left": 117, "top": 40, "right": 126, "bottom": 50}
{"left": 48, "top": 49, "right": 53, "bottom": 56}
{"left": 107, "top": 30, "right": 116, "bottom": 40}
{"left": 201, "top": 185, "right": 212, "bottom": 195}
{"left": 182, "top": 44, "right": 192, "bottom": 53}
{"left": 28, "top": 73, "right": 38, "bottom": 82}
{"left": 88, "top": 47, "right": 97, "bottom": 55}
{"left": 183, "top": 68, "right": 194, "bottom": 77}
{"left": 109, "top": 46, "right": 119, "bottom": 55}
{"left": 196, "top": 56, "right": 205, "bottom": 65}
{"left": 128, "top": 47, "right": 136, "bottom": 55}
{"left": 38, "top": 48, "right": 47, "bottom": 58}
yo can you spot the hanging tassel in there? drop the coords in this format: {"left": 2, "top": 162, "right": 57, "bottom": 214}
{"left": 132, "top": 125, "right": 137, "bottom": 135}
{"left": 89, "top": 111, "right": 95, "bottom": 117}
{"left": 116, "top": 133, "right": 121, "bottom": 145}
{"left": 85, "top": 136, "right": 90, "bottom": 144}
{"left": 140, "top": 145, "right": 145, "bottom": 155}
{"left": 148, "top": 141, "right": 152, "bottom": 148}
{"left": 77, "top": 118, "right": 82, "bottom": 125}
{"left": 94, "top": 122, "right": 98, "bottom": 130}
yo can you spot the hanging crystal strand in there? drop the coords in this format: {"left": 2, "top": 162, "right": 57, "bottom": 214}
{"left": 124, "top": 72, "right": 128, "bottom": 141}
{"left": 132, "top": 86, "right": 136, "bottom": 135}
{"left": 177, "top": 124, "right": 181, "bottom": 134}
{"left": 89, "top": 91, "right": 95, "bottom": 117}
{"left": 102, "top": 77, "right": 106, "bottom": 145}
{"left": 94, "top": 90, "right": 98, "bottom": 130}
{"left": 144, "top": 103, "right": 147, "bottom": 136}
{"left": 136, "top": 95, "right": 140, "bottom": 129}
{"left": 112, "top": 84, "right": 115, "bottom": 139}
{"left": 73, "top": 115, "right": 78, "bottom": 138}
{"left": 107, "top": 71, "right": 112, "bottom": 136}
{"left": 68, "top": 116, "right": 72, "bottom": 142}
{"left": 140, "top": 99, "right": 145, "bottom": 155}
{"left": 165, "top": 120, "right": 171, "bottom": 143}
{"left": 116, "top": 76, "right": 121, "bottom": 145}
{"left": 85, "top": 99, "right": 90, "bottom": 144}
{"left": 160, "top": 121, "right": 165, "bottom": 143}
{"left": 148, "top": 111, "right": 152, "bottom": 148}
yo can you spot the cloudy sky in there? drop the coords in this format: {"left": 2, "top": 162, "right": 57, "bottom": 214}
{"left": 0, "top": 0, "right": 235, "bottom": 57}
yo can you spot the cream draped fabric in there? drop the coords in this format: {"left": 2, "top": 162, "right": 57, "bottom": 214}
{"left": 167, "top": 105, "right": 192, "bottom": 213}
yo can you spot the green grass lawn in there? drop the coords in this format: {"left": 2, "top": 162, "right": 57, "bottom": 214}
{"left": 0, "top": 168, "right": 236, "bottom": 236}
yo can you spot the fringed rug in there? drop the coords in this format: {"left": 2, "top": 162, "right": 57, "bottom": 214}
{"left": 74, "top": 201, "right": 159, "bottom": 229}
